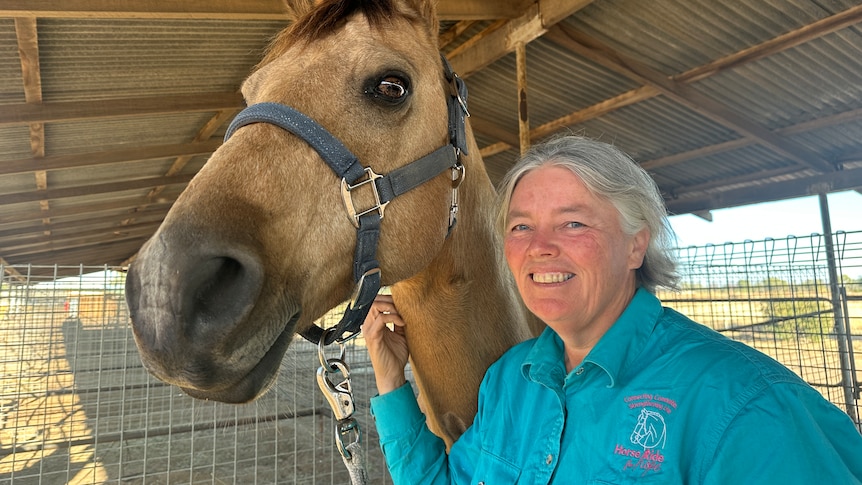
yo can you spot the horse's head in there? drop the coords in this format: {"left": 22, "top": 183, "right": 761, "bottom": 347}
{"left": 125, "top": 0, "right": 462, "bottom": 403}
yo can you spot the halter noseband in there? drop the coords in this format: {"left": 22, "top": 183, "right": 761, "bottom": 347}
{"left": 223, "top": 55, "right": 470, "bottom": 346}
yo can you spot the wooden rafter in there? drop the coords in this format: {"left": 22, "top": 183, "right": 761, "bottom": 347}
{"left": 528, "top": 4, "right": 862, "bottom": 173}
{"left": 439, "top": 20, "right": 480, "bottom": 50}
{"left": 2, "top": 235, "right": 151, "bottom": 258}
{"left": 544, "top": 24, "right": 837, "bottom": 173}
{"left": 0, "top": 140, "right": 221, "bottom": 177}
{"left": 473, "top": 4, "right": 862, "bottom": 172}
{"left": 642, "top": 107, "right": 862, "bottom": 171}
{"left": 1, "top": 201, "right": 172, "bottom": 226}
{"left": 14, "top": 17, "right": 51, "bottom": 236}
{"left": 0, "top": 0, "right": 532, "bottom": 21}
{"left": 1, "top": 1, "right": 862, "bottom": 269}
{"left": 0, "top": 92, "right": 244, "bottom": 126}
{"left": 0, "top": 174, "right": 194, "bottom": 206}
{"left": 0, "top": 257, "right": 27, "bottom": 281}
{"left": 665, "top": 166, "right": 862, "bottom": 214}
{"left": 1, "top": 221, "right": 160, "bottom": 250}
{"left": 142, "top": 110, "right": 237, "bottom": 203}
{"left": 450, "top": 0, "right": 594, "bottom": 77}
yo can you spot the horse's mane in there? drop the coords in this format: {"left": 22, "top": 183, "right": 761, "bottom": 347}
{"left": 256, "top": 0, "right": 431, "bottom": 72}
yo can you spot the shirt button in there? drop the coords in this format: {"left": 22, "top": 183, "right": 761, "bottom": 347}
{"left": 575, "top": 367, "right": 585, "bottom": 375}
{"left": 546, "top": 454, "right": 554, "bottom": 465}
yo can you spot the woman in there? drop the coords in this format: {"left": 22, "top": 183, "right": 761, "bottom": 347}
{"left": 363, "top": 135, "right": 862, "bottom": 484}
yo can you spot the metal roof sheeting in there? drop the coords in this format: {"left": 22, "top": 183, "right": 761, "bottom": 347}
{"left": 1, "top": 0, "right": 861, "bottom": 273}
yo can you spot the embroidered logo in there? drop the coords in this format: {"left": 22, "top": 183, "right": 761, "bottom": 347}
{"left": 631, "top": 408, "right": 666, "bottom": 449}
{"left": 612, "top": 393, "right": 678, "bottom": 477}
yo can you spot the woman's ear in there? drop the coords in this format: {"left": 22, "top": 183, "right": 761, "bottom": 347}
{"left": 628, "top": 227, "right": 650, "bottom": 270}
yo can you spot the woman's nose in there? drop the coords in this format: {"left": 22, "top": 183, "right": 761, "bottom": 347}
{"left": 527, "top": 228, "right": 560, "bottom": 257}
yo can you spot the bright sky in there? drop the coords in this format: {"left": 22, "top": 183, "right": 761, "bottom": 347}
{"left": 667, "top": 190, "right": 862, "bottom": 248}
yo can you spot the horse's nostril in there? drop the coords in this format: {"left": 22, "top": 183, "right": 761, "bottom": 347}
{"left": 183, "top": 254, "right": 263, "bottom": 339}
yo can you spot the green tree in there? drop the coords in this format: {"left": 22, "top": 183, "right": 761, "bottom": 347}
{"left": 762, "top": 299, "right": 826, "bottom": 339}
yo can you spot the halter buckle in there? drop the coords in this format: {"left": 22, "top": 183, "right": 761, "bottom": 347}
{"left": 450, "top": 72, "right": 470, "bottom": 118}
{"left": 341, "top": 167, "right": 389, "bottom": 228}
{"left": 347, "top": 267, "right": 381, "bottom": 310}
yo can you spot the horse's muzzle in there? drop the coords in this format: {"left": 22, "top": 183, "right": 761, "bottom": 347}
{"left": 124, "top": 227, "right": 284, "bottom": 402}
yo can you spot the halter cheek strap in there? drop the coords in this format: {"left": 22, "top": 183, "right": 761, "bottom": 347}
{"left": 223, "top": 55, "right": 469, "bottom": 346}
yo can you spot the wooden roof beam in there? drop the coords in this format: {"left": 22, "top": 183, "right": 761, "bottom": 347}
{"left": 0, "top": 92, "right": 244, "bottom": 126}
{"left": 642, "top": 106, "right": 862, "bottom": 170}
{"left": 665, "top": 166, "right": 862, "bottom": 215}
{"left": 450, "top": 0, "right": 594, "bottom": 78}
{"left": 0, "top": 140, "right": 221, "bottom": 177}
{"left": 0, "top": 257, "right": 27, "bottom": 282}
{"left": 0, "top": 0, "right": 532, "bottom": 21}
{"left": 1, "top": 223, "right": 160, "bottom": 254}
{"left": 14, "top": 16, "right": 52, "bottom": 236}
{"left": 533, "top": 4, "right": 862, "bottom": 171}
{"left": 531, "top": 86, "right": 658, "bottom": 140}
{"left": 3, "top": 236, "right": 151, "bottom": 263}
{"left": 506, "top": 4, "right": 862, "bottom": 166}
{"left": 439, "top": 20, "right": 481, "bottom": 50}
{"left": 0, "top": 200, "right": 172, "bottom": 226}
{"left": 677, "top": 3, "right": 862, "bottom": 84}
{"left": 0, "top": 213, "right": 165, "bottom": 239}
{"left": 545, "top": 24, "right": 838, "bottom": 174}
{"left": 0, "top": 174, "right": 194, "bottom": 206}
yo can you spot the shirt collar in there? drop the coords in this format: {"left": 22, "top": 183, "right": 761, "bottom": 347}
{"left": 521, "top": 287, "right": 662, "bottom": 388}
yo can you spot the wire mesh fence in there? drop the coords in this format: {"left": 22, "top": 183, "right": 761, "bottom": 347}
{"left": 656, "top": 231, "right": 862, "bottom": 428}
{"left": 1, "top": 230, "right": 860, "bottom": 483}
{"left": 0, "top": 266, "right": 392, "bottom": 484}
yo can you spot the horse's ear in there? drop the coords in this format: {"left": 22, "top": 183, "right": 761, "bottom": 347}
{"left": 404, "top": 0, "right": 439, "bottom": 41}
{"left": 282, "top": 0, "right": 320, "bottom": 20}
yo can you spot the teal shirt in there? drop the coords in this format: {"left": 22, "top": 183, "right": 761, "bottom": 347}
{"left": 370, "top": 288, "right": 862, "bottom": 484}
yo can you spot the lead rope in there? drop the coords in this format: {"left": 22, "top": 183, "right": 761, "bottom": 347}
{"left": 316, "top": 328, "right": 369, "bottom": 484}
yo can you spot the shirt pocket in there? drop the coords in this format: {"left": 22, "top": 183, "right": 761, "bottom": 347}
{"left": 470, "top": 449, "right": 521, "bottom": 485}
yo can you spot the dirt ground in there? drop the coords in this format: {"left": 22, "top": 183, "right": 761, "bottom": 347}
{"left": 0, "top": 311, "right": 393, "bottom": 484}
{"left": 1, "top": 293, "right": 859, "bottom": 484}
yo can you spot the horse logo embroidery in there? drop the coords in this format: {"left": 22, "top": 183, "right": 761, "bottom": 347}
{"left": 630, "top": 408, "right": 667, "bottom": 449}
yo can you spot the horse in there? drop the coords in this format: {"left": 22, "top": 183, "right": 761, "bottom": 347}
{"left": 124, "top": 0, "right": 533, "bottom": 447}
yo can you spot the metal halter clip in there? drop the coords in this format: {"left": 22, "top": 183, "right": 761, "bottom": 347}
{"left": 317, "top": 337, "right": 355, "bottom": 421}
{"left": 449, "top": 163, "right": 465, "bottom": 229}
{"left": 316, "top": 332, "right": 362, "bottom": 459}
{"left": 316, "top": 359, "right": 362, "bottom": 458}
{"left": 316, "top": 358, "right": 355, "bottom": 421}
{"left": 334, "top": 417, "right": 362, "bottom": 460}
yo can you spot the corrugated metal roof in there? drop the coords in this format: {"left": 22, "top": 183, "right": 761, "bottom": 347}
{"left": 37, "top": 18, "right": 286, "bottom": 102}
{"left": 1, "top": 0, "right": 861, "bottom": 274}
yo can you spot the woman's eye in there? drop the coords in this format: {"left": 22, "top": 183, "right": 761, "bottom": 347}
{"left": 511, "top": 223, "right": 530, "bottom": 232}
{"left": 566, "top": 221, "right": 584, "bottom": 229}
{"left": 366, "top": 75, "right": 409, "bottom": 104}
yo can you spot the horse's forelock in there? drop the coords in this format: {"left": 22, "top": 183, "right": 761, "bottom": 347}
{"left": 256, "top": 0, "right": 434, "bottom": 72}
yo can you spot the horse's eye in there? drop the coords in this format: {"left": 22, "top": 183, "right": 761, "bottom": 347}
{"left": 366, "top": 74, "right": 409, "bottom": 105}
{"left": 378, "top": 79, "right": 406, "bottom": 98}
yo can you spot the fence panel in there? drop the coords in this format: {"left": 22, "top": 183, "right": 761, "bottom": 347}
{"left": 0, "top": 266, "right": 391, "bottom": 484}
{"left": 1, "top": 230, "right": 860, "bottom": 483}
{"left": 657, "top": 231, "right": 861, "bottom": 428}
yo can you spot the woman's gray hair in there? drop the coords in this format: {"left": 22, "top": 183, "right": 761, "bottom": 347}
{"left": 495, "top": 135, "right": 679, "bottom": 292}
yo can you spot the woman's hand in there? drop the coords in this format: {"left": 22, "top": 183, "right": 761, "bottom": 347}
{"left": 362, "top": 294, "right": 409, "bottom": 395}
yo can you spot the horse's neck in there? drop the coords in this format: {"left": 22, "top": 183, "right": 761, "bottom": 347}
{"left": 390, "top": 147, "right": 532, "bottom": 446}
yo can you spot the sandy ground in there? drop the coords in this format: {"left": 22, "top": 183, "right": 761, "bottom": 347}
{"left": 0, "top": 311, "right": 392, "bottom": 484}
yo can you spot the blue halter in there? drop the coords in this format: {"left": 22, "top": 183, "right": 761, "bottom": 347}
{"left": 223, "top": 55, "right": 469, "bottom": 345}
